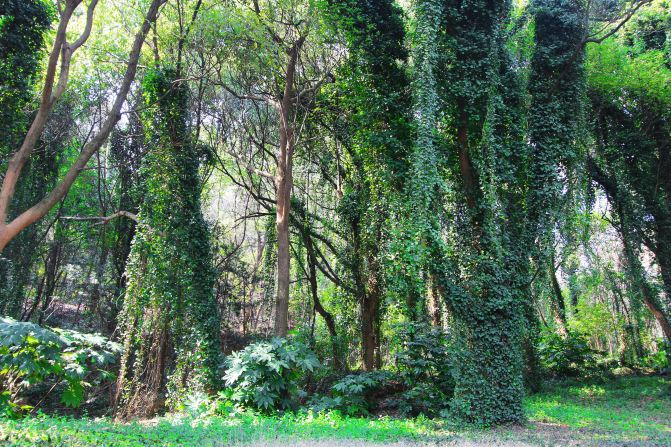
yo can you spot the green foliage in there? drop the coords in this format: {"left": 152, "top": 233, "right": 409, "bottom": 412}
{"left": 222, "top": 338, "right": 319, "bottom": 412}
{"left": 640, "top": 340, "right": 670, "bottom": 371}
{"left": 0, "top": 0, "right": 53, "bottom": 155}
{"left": 386, "top": 0, "right": 444, "bottom": 312}
{"left": 537, "top": 329, "right": 597, "bottom": 377}
{"left": 0, "top": 317, "right": 121, "bottom": 418}
{"left": 392, "top": 323, "right": 453, "bottom": 417}
{"left": 527, "top": 0, "right": 587, "bottom": 238}
{"left": 309, "top": 371, "right": 391, "bottom": 416}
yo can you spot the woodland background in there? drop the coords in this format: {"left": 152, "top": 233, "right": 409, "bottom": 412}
{"left": 0, "top": 0, "right": 670, "bottom": 441}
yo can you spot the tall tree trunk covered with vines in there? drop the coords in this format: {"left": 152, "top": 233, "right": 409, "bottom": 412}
{"left": 115, "top": 68, "right": 220, "bottom": 418}
{"left": 325, "top": 0, "right": 412, "bottom": 370}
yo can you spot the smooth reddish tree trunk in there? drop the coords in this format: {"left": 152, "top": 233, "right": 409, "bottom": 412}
{"left": 272, "top": 37, "right": 305, "bottom": 337}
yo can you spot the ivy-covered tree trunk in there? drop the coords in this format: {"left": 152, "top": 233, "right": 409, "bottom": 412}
{"left": 433, "top": 0, "right": 527, "bottom": 425}
{"left": 325, "top": 0, "right": 411, "bottom": 370}
{"left": 115, "top": 69, "right": 220, "bottom": 418}
{"left": 361, "top": 250, "right": 382, "bottom": 371}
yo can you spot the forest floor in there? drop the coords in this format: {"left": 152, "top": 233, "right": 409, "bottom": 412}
{"left": 0, "top": 376, "right": 669, "bottom": 447}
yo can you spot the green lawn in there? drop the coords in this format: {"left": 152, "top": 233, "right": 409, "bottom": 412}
{"left": 0, "top": 376, "right": 669, "bottom": 446}
{"left": 522, "top": 375, "right": 671, "bottom": 445}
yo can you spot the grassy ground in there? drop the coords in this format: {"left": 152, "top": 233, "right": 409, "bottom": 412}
{"left": 0, "top": 376, "right": 669, "bottom": 446}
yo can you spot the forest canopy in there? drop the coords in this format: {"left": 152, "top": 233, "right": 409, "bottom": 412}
{"left": 0, "top": 0, "right": 670, "bottom": 437}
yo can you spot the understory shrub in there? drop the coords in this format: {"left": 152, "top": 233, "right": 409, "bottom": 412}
{"left": 641, "top": 338, "right": 670, "bottom": 371}
{"left": 221, "top": 338, "right": 319, "bottom": 412}
{"left": 393, "top": 323, "right": 454, "bottom": 416}
{"left": 537, "top": 329, "right": 597, "bottom": 377}
{"left": 0, "top": 317, "right": 121, "bottom": 418}
{"left": 309, "top": 371, "right": 392, "bottom": 416}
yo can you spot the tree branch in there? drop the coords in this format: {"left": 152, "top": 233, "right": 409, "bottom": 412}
{"left": 60, "top": 211, "right": 138, "bottom": 225}
{"left": 582, "top": 0, "right": 652, "bottom": 45}
{"left": 0, "top": 0, "right": 167, "bottom": 252}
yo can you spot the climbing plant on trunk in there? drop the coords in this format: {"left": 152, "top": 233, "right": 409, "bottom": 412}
{"left": 114, "top": 68, "right": 220, "bottom": 418}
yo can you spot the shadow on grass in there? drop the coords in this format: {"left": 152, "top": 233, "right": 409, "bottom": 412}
{"left": 1, "top": 376, "right": 669, "bottom": 446}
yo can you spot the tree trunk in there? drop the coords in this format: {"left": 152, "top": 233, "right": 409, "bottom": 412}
{"left": 302, "top": 230, "right": 343, "bottom": 369}
{"left": 36, "top": 238, "right": 64, "bottom": 324}
{"left": 274, "top": 169, "right": 291, "bottom": 336}
{"left": 550, "top": 260, "right": 569, "bottom": 337}
{"left": 361, "top": 253, "right": 381, "bottom": 371}
{"left": 273, "top": 37, "right": 305, "bottom": 337}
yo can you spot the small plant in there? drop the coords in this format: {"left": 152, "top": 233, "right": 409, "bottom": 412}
{"left": 180, "top": 391, "right": 212, "bottom": 418}
{"left": 222, "top": 338, "right": 319, "bottom": 412}
{"left": 0, "top": 317, "right": 121, "bottom": 417}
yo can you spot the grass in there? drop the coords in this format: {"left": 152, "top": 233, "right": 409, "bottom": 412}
{"left": 0, "top": 412, "right": 437, "bottom": 446}
{"left": 522, "top": 375, "right": 671, "bottom": 444}
{"left": 0, "top": 375, "right": 669, "bottom": 446}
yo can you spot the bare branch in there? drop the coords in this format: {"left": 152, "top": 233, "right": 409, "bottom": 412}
{"left": 60, "top": 211, "right": 138, "bottom": 225}
{"left": 583, "top": 0, "right": 653, "bottom": 45}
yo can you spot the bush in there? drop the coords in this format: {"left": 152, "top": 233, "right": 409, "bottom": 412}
{"left": 641, "top": 339, "right": 670, "bottom": 372}
{"left": 537, "top": 329, "right": 597, "bottom": 377}
{"left": 309, "top": 371, "right": 392, "bottom": 416}
{"left": 0, "top": 317, "right": 121, "bottom": 417}
{"left": 222, "top": 338, "right": 319, "bottom": 412}
{"left": 393, "top": 323, "right": 454, "bottom": 416}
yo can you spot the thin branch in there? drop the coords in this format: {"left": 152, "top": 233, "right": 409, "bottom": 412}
{"left": 583, "top": 0, "right": 653, "bottom": 45}
{"left": 60, "top": 210, "right": 138, "bottom": 225}
{"left": 224, "top": 150, "right": 276, "bottom": 181}
{"left": 70, "top": 0, "right": 99, "bottom": 52}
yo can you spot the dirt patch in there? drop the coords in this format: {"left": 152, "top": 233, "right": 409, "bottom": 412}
{"left": 234, "top": 422, "right": 668, "bottom": 447}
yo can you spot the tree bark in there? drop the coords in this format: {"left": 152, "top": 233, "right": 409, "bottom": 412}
{"left": 0, "top": 0, "right": 166, "bottom": 253}
{"left": 273, "top": 37, "right": 305, "bottom": 337}
{"left": 361, "top": 253, "right": 381, "bottom": 371}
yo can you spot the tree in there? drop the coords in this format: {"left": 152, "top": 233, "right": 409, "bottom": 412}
{"left": 324, "top": 0, "right": 411, "bottom": 370}
{"left": 0, "top": 0, "right": 166, "bottom": 252}
{"left": 207, "top": 0, "right": 335, "bottom": 337}
{"left": 115, "top": 67, "right": 220, "bottom": 418}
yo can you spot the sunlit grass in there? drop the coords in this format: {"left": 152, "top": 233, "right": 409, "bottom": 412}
{"left": 0, "top": 412, "right": 444, "bottom": 447}
{"left": 524, "top": 376, "right": 671, "bottom": 439}
{"left": 0, "top": 376, "right": 669, "bottom": 446}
